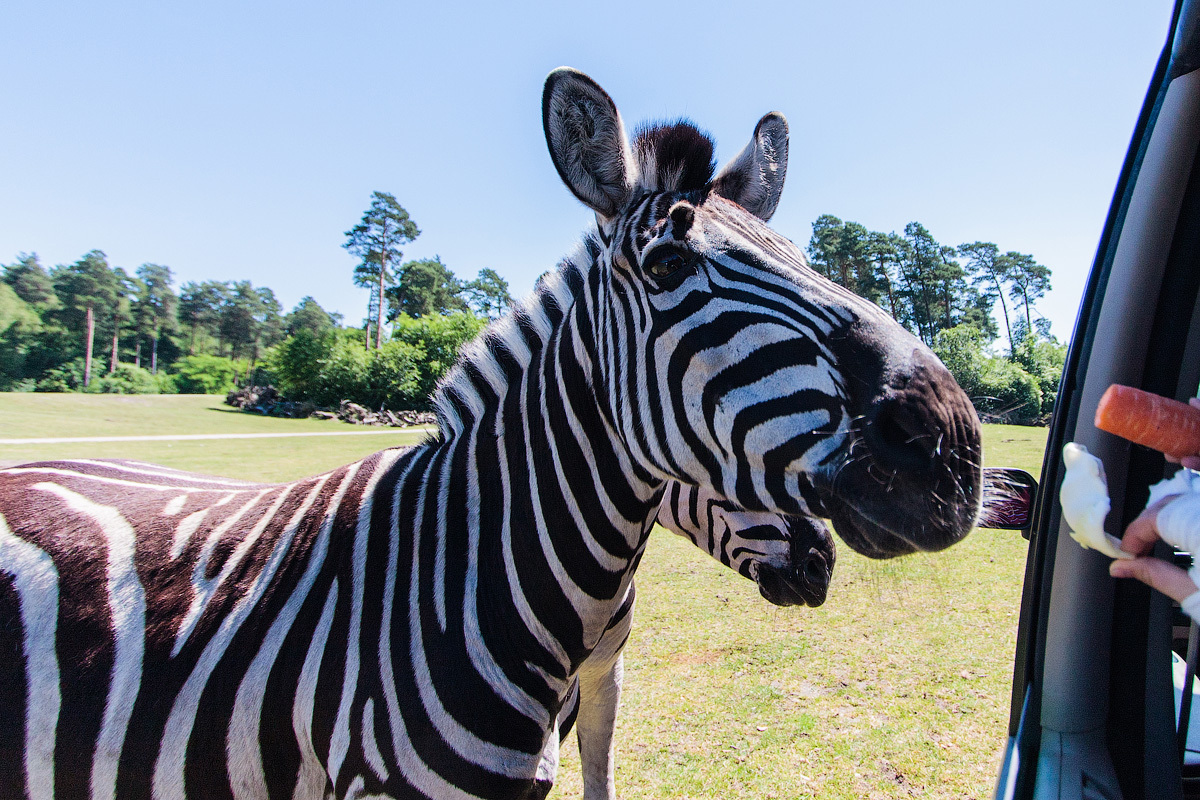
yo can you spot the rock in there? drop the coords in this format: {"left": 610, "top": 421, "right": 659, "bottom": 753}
{"left": 333, "top": 401, "right": 435, "bottom": 428}
{"left": 394, "top": 410, "right": 437, "bottom": 427}
{"left": 225, "top": 385, "right": 280, "bottom": 409}
{"left": 338, "top": 401, "right": 373, "bottom": 423}
{"left": 227, "top": 386, "right": 434, "bottom": 427}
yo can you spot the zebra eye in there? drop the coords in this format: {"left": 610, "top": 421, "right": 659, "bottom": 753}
{"left": 644, "top": 249, "right": 693, "bottom": 281}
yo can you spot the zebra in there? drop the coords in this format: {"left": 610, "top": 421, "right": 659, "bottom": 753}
{"left": 0, "top": 459, "right": 831, "bottom": 800}
{"left": 554, "top": 481, "right": 834, "bottom": 799}
{"left": 0, "top": 66, "right": 983, "bottom": 800}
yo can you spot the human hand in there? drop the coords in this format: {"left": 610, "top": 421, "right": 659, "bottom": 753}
{"left": 1165, "top": 397, "right": 1200, "bottom": 470}
{"left": 1108, "top": 495, "right": 1199, "bottom": 603}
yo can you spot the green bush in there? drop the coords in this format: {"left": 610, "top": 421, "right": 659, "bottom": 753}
{"left": 35, "top": 359, "right": 85, "bottom": 392}
{"left": 0, "top": 284, "right": 42, "bottom": 390}
{"left": 246, "top": 358, "right": 277, "bottom": 389}
{"left": 171, "top": 354, "right": 241, "bottom": 394}
{"left": 268, "top": 317, "right": 481, "bottom": 411}
{"left": 934, "top": 324, "right": 1046, "bottom": 424}
{"left": 931, "top": 325, "right": 988, "bottom": 398}
{"left": 271, "top": 329, "right": 338, "bottom": 401}
{"left": 311, "top": 339, "right": 423, "bottom": 410}
{"left": 85, "top": 364, "right": 160, "bottom": 394}
{"left": 976, "top": 358, "right": 1042, "bottom": 424}
{"left": 391, "top": 311, "right": 487, "bottom": 404}
{"left": 155, "top": 372, "right": 179, "bottom": 394}
{"left": 367, "top": 341, "right": 424, "bottom": 409}
{"left": 1012, "top": 333, "right": 1067, "bottom": 415}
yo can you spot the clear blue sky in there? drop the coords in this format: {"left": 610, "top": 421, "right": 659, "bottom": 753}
{"left": 0, "top": 1, "right": 1176, "bottom": 342}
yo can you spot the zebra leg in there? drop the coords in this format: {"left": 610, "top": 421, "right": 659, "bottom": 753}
{"left": 529, "top": 725, "right": 559, "bottom": 800}
{"left": 576, "top": 650, "right": 623, "bottom": 800}
{"left": 535, "top": 677, "right": 584, "bottom": 799}
{"left": 550, "top": 618, "right": 626, "bottom": 800}
{"left": 574, "top": 581, "right": 634, "bottom": 800}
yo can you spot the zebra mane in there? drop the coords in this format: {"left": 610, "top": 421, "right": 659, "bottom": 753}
{"left": 430, "top": 243, "right": 595, "bottom": 438}
{"left": 632, "top": 121, "right": 716, "bottom": 193}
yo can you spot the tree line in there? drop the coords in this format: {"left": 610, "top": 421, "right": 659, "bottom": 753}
{"left": 0, "top": 195, "right": 1063, "bottom": 423}
{"left": 0, "top": 193, "right": 511, "bottom": 404}
{"left": 807, "top": 214, "right": 1064, "bottom": 423}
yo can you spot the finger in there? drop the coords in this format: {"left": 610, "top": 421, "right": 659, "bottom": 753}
{"left": 1110, "top": 557, "right": 1200, "bottom": 604}
{"left": 1120, "top": 496, "right": 1180, "bottom": 556}
{"left": 1181, "top": 455, "right": 1200, "bottom": 470}
{"left": 1121, "top": 509, "right": 1164, "bottom": 557}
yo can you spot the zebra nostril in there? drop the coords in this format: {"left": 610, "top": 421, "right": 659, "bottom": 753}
{"left": 866, "top": 400, "right": 937, "bottom": 472}
{"left": 801, "top": 553, "right": 826, "bottom": 586}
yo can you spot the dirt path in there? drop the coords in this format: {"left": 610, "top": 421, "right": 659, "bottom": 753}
{"left": 0, "top": 429, "right": 435, "bottom": 445}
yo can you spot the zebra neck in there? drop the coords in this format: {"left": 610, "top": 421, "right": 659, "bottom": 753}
{"left": 422, "top": 255, "right": 663, "bottom": 672}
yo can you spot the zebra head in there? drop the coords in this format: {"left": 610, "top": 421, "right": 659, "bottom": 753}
{"left": 543, "top": 68, "right": 983, "bottom": 559}
{"left": 658, "top": 482, "right": 835, "bottom": 607}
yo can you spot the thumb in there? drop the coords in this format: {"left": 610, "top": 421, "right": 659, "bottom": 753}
{"left": 1110, "top": 557, "right": 1199, "bottom": 604}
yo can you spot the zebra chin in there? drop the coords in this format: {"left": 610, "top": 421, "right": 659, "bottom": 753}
{"left": 754, "top": 551, "right": 832, "bottom": 607}
{"left": 821, "top": 494, "right": 979, "bottom": 559}
{"left": 751, "top": 515, "right": 836, "bottom": 606}
{"left": 801, "top": 447, "right": 982, "bottom": 559}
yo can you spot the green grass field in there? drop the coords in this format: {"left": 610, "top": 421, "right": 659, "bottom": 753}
{"left": 0, "top": 393, "right": 1047, "bottom": 799}
{"left": 0, "top": 393, "right": 432, "bottom": 480}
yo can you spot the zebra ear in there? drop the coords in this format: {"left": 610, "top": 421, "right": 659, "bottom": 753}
{"left": 712, "top": 112, "right": 789, "bottom": 221}
{"left": 543, "top": 68, "right": 635, "bottom": 220}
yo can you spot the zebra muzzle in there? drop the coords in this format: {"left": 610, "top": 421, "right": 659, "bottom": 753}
{"left": 754, "top": 517, "right": 836, "bottom": 607}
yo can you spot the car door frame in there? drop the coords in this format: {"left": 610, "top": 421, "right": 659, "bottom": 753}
{"left": 997, "top": 1, "right": 1200, "bottom": 797}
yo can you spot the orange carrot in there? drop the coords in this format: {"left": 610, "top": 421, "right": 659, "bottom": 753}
{"left": 1094, "top": 384, "right": 1200, "bottom": 459}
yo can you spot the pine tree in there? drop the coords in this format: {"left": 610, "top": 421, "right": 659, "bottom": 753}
{"left": 344, "top": 192, "right": 420, "bottom": 349}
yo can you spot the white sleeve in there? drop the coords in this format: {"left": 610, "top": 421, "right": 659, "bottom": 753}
{"left": 1149, "top": 469, "right": 1200, "bottom": 507}
{"left": 1155, "top": 492, "right": 1200, "bottom": 586}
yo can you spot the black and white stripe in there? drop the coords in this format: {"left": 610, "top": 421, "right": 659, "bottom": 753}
{"left": 553, "top": 481, "right": 835, "bottom": 799}
{"left": 0, "top": 67, "right": 982, "bottom": 800}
